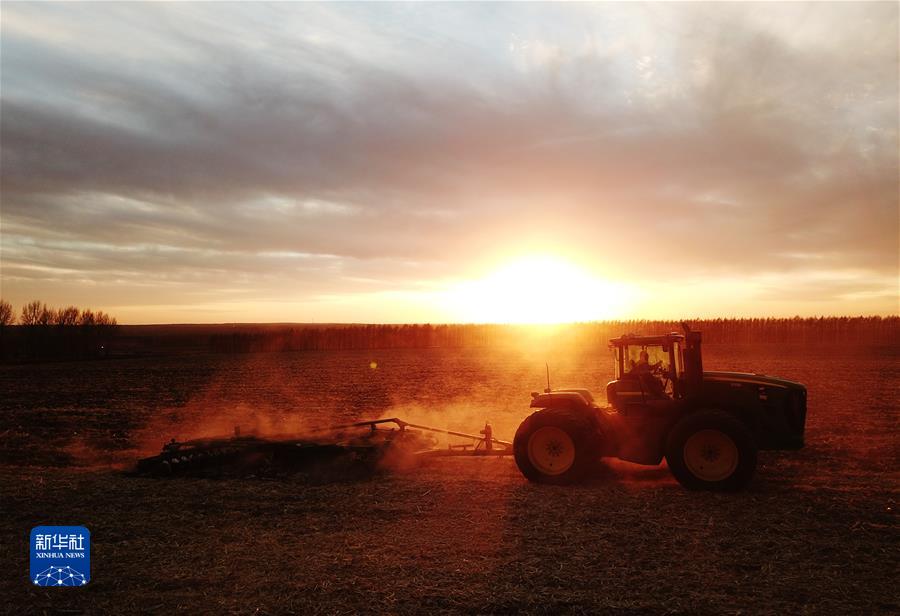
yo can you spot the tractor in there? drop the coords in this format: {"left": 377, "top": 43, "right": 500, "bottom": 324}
{"left": 513, "top": 324, "right": 807, "bottom": 490}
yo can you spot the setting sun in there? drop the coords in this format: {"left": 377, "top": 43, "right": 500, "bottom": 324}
{"left": 445, "top": 255, "right": 636, "bottom": 324}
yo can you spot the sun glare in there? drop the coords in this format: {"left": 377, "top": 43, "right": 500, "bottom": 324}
{"left": 446, "top": 255, "right": 635, "bottom": 324}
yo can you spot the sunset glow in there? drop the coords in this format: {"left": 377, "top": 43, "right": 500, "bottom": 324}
{"left": 445, "top": 256, "right": 636, "bottom": 324}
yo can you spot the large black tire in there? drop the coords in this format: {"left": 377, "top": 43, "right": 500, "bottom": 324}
{"left": 665, "top": 410, "right": 757, "bottom": 491}
{"left": 514, "top": 407, "right": 600, "bottom": 485}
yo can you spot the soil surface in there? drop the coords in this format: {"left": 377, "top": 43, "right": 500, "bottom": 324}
{"left": 2, "top": 344, "right": 897, "bottom": 614}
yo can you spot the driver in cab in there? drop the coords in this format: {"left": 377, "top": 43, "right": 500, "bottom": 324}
{"left": 630, "top": 350, "right": 661, "bottom": 375}
{"left": 629, "top": 350, "right": 668, "bottom": 398}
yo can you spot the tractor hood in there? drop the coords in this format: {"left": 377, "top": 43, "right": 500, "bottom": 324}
{"left": 703, "top": 371, "right": 805, "bottom": 390}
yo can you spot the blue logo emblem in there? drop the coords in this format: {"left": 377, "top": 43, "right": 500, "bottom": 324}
{"left": 30, "top": 526, "right": 90, "bottom": 586}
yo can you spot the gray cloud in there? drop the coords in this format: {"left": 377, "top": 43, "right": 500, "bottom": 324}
{"left": 1, "top": 2, "right": 897, "bottom": 319}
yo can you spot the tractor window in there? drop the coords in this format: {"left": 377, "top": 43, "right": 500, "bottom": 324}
{"left": 624, "top": 345, "right": 670, "bottom": 374}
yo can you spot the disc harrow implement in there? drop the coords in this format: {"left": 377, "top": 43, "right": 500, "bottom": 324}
{"left": 135, "top": 418, "right": 512, "bottom": 477}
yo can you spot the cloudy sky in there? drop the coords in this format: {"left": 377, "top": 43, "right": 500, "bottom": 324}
{"left": 1, "top": 2, "right": 897, "bottom": 323}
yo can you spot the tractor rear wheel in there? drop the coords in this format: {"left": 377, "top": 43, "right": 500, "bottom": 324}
{"left": 514, "top": 407, "right": 599, "bottom": 485}
{"left": 665, "top": 410, "right": 757, "bottom": 491}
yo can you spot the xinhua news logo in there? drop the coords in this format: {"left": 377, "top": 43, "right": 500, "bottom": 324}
{"left": 30, "top": 526, "right": 90, "bottom": 586}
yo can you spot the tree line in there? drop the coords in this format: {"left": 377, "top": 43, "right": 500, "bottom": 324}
{"left": 1, "top": 299, "right": 117, "bottom": 328}
{"left": 208, "top": 317, "right": 899, "bottom": 353}
{"left": 0, "top": 299, "right": 119, "bottom": 361}
{"left": 1, "top": 305, "right": 895, "bottom": 362}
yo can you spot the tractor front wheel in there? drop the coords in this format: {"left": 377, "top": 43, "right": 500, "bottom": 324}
{"left": 514, "top": 407, "right": 599, "bottom": 485}
{"left": 665, "top": 410, "right": 757, "bottom": 491}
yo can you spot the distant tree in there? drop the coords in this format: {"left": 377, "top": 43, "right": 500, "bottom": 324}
{"left": 78, "top": 309, "right": 96, "bottom": 327}
{"left": 0, "top": 299, "right": 13, "bottom": 328}
{"left": 20, "top": 300, "right": 46, "bottom": 326}
{"left": 55, "top": 306, "right": 80, "bottom": 326}
{"left": 38, "top": 304, "right": 54, "bottom": 325}
{"left": 95, "top": 311, "right": 116, "bottom": 327}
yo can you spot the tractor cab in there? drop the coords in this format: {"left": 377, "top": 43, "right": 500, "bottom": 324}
{"left": 606, "top": 327, "right": 703, "bottom": 411}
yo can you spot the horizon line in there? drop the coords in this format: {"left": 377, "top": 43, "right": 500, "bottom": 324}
{"left": 91, "top": 314, "right": 900, "bottom": 327}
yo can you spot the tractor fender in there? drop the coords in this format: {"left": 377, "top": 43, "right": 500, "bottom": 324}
{"left": 530, "top": 391, "right": 593, "bottom": 410}
{"left": 528, "top": 392, "right": 606, "bottom": 450}
{"left": 614, "top": 406, "right": 749, "bottom": 467}
{"left": 691, "top": 397, "right": 763, "bottom": 442}
{"left": 670, "top": 405, "right": 760, "bottom": 450}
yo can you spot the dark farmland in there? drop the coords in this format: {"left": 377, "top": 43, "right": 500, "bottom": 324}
{"left": 1, "top": 343, "right": 898, "bottom": 614}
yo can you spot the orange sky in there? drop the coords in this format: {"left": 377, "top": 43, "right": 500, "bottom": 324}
{"left": 1, "top": 3, "right": 898, "bottom": 323}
